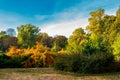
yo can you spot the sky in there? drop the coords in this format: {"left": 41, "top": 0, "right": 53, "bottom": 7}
{"left": 0, "top": 0, "right": 120, "bottom": 37}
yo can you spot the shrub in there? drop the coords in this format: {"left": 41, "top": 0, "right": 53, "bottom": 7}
{"left": 70, "top": 54, "right": 87, "bottom": 72}
{"left": 5, "top": 42, "right": 54, "bottom": 68}
{"left": 53, "top": 52, "right": 115, "bottom": 74}
{"left": 0, "top": 54, "right": 10, "bottom": 68}
{"left": 54, "top": 54, "right": 72, "bottom": 71}
{"left": 79, "top": 53, "right": 115, "bottom": 73}
{"left": 0, "top": 54, "right": 31, "bottom": 68}
{"left": 21, "top": 42, "right": 54, "bottom": 68}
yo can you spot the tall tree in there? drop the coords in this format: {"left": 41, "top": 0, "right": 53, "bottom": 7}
{"left": 86, "top": 8, "right": 104, "bottom": 35}
{"left": 51, "top": 35, "right": 67, "bottom": 53}
{"left": 86, "top": 8, "right": 117, "bottom": 53}
{"left": 111, "top": 7, "right": 120, "bottom": 60}
{"left": 17, "top": 24, "right": 40, "bottom": 48}
{"left": 54, "top": 35, "right": 67, "bottom": 50}
{"left": 112, "top": 33, "right": 120, "bottom": 61}
{"left": 0, "top": 35, "right": 18, "bottom": 51}
{"left": 67, "top": 28, "right": 86, "bottom": 53}
{"left": 36, "top": 33, "right": 54, "bottom": 48}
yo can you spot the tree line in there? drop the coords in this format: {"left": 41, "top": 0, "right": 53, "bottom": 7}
{"left": 0, "top": 7, "right": 120, "bottom": 73}
{"left": 0, "top": 24, "right": 67, "bottom": 52}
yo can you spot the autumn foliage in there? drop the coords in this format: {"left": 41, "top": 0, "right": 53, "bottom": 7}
{"left": 6, "top": 42, "right": 54, "bottom": 68}
{"left": 6, "top": 46, "right": 23, "bottom": 57}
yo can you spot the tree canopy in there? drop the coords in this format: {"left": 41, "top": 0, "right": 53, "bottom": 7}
{"left": 17, "top": 24, "right": 40, "bottom": 48}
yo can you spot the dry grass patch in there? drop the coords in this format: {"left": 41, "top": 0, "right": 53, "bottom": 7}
{"left": 0, "top": 68, "right": 120, "bottom": 80}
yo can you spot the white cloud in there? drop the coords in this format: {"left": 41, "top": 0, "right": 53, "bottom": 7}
{"left": 39, "top": 2, "right": 89, "bottom": 37}
{"left": 40, "top": 6, "right": 118, "bottom": 37}
{"left": 41, "top": 17, "right": 88, "bottom": 37}
{"left": 0, "top": 1, "right": 118, "bottom": 38}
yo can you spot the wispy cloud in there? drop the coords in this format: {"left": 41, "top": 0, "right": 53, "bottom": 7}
{"left": 0, "top": 0, "right": 119, "bottom": 37}
{"left": 40, "top": 1, "right": 119, "bottom": 37}
{"left": 40, "top": 6, "right": 89, "bottom": 37}
{"left": 41, "top": 17, "right": 88, "bottom": 37}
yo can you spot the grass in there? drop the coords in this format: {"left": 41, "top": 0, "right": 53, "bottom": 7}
{"left": 0, "top": 68, "right": 120, "bottom": 80}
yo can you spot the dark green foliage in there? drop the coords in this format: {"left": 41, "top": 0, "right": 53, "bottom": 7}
{"left": 54, "top": 52, "right": 115, "bottom": 74}
{"left": 0, "top": 54, "right": 31, "bottom": 68}
{"left": 54, "top": 35, "right": 68, "bottom": 49}
{"left": 36, "top": 33, "right": 54, "bottom": 48}
{"left": 54, "top": 54, "right": 72, "bottom": 71}
{"left": 0, "top": 35, "right": 18, "bottom": 51}
{"left": 80, "top": 53, "right": 115, "bottom": 73}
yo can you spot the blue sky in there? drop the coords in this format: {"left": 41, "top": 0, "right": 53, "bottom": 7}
{"left": 0, "top": 0, "right": 120, "bottom": 37}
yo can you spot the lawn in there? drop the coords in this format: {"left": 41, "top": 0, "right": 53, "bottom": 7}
{"left": 0, "top": 68, "right": 120, "bottom": 80}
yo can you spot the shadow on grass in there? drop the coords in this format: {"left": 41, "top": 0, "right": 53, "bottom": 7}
{"left": 58, "top": 70, "right": 120, "bottom": 77}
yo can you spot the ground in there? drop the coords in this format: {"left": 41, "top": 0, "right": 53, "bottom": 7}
{"left": 0, "top": 68, "right": 120, "bottom": 80}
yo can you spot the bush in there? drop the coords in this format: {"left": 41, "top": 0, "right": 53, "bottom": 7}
{"left": 0, "top": 54, "right": 10, "bottom": 68}
{"left": 53, "top": 52, "right": 115, "bottom": 74}
{"left": 0, "top": 54, "right": 21, "bottom": 68}
{"left": 71, "top": 54, "right": 87, "bottom": 72}
{"left": 5, "top": 43, "right": 54, "bottom": 68}
{"left": 54, "top": 54, "right": 72, "bottom": 71}
{"left": 0, "top": 54, "right": 31, "bottom": 68}
{"left": 80, "top": 53, "right": 115, "bottom": 73}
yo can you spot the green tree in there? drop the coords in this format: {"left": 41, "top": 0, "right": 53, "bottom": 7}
{"left": 82, "top": 34, "right": 108, "bottom": 55}
{"left": 17, "top": 24, "right": 40, "bottom": 48}
{"left": 84, "top": 8, "right": 114, "bottom": 55}
{"left": 86, "top": 8, "right": 119, "bottom": 54}
{"left": 111, "top": 7, "right": 120, "bottom": 61}
{"left": 86, "top": 8, "right": 104, "bottom": 35}
{"left": 112, "top": 33, "right": 120, "bottom": 61}
{"left": 54, "top": 35, "right": 67, "bottom": 49}
{"left": 67, "top": 28, "right": 86, "bottom": 53}
{"left": 0, "top": 35, "right": 18, "bottom": 51}
{"left": 36, "top": 33, "right": 54, "bottom": 48}
{"left": 100, "top": 15, "right": 116, "bottom": 46}
{"left": 51, "top": 35, "right": 67, "bottom": 53}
